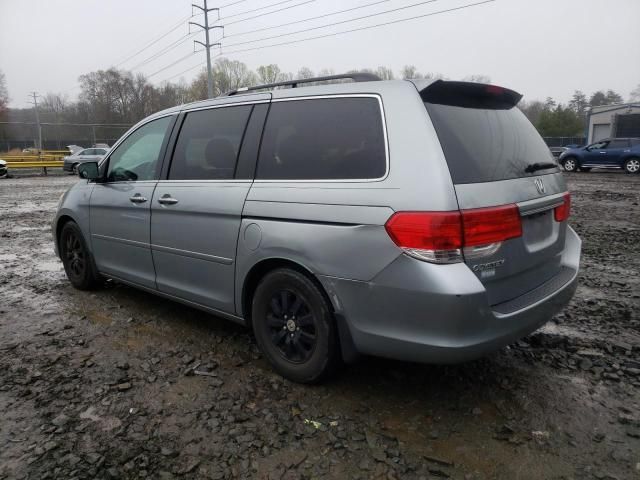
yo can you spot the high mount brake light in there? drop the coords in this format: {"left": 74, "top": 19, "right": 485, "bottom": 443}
{"left": 554, "top": 192, "right": 571, "bottom": 222}
{"left": 385, "top": 204, "right": 522, "bottom": 264}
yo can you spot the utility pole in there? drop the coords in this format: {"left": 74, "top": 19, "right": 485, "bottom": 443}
{"left": 190, "top": 0, "right": 223, "bottom": 98}
{"left": 28, "top": 92, "right": 43, "bottom": 151}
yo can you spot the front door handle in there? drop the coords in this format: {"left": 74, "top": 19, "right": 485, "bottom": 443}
{"left": 158, "top": 194, "right": 179, "bottom": 205}
{"left": 129, "top": 194, "right": 147, "bottom": 204}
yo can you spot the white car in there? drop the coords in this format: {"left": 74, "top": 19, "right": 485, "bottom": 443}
{"left": 63, "top": 147, "right": 109, "bottom": 173}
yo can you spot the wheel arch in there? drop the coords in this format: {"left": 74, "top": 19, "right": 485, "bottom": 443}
{"left": 241, "top": 257, "right": 332, "bottom": 323}
{"left": 240, "top": 256, "right": 359, "bottom": 363}
{"left": 55, "top": 214, "right": 77, "bottom": 255}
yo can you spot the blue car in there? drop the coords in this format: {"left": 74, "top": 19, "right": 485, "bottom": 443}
{"left": 559, "top": 138, "right": 640, "bottom": 173}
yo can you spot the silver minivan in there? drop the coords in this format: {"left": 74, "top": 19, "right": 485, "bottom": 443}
{"left": 53, "top": 74, "right": 581, "bottom": 383}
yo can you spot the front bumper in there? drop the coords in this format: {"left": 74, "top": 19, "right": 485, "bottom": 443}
{"left": 320, "top": 226, "right": 581, "bottom": 364}
{"left": 62, "top": 161, "right": 74, "bottom": 172}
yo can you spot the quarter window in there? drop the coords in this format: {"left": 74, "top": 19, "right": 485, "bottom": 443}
{"left": 107, "top": 116, "right": 172, "bottom": 182}
{"left": 608, "top": 139, "right": 629, "bottom": 149}
{"left": 169, "top": 105, "right": 252, "bottom": 180}
{"left": 256, "top": 97, "right": 386, "bottom": 180}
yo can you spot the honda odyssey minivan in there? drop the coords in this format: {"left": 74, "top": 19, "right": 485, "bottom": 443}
{"left": 53, "top": 73, "right": 581, "bottom": 383}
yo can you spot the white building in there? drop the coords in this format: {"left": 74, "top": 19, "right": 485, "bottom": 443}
{"left": 587, "top": 103, "right": 640, "bottom": 143}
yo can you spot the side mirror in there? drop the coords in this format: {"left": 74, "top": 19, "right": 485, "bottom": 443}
{"left": 78, "top": 161, "right": 100, "bottom": 180}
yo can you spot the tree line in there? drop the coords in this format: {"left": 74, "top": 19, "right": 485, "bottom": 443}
{"left": 1, "top": 60, "right": 639, "bottom": 144}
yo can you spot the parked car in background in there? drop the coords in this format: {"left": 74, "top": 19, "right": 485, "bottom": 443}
{"left": 53, "top": 75, "right": 581, "bottom": 383}
{"left": 63, "top": 147, "right": 110, "bottom": 173}
{"left": 549, "top": 146, "right": 568, "bottom": 158}
{"left": 559, "top": 138, "right": 640, "bottom": 173}
{"left": 67, "top": 145, "right": 84, "bottom": 155}
{"left": 0, "top": 159, "right": 7, "bottom": 178}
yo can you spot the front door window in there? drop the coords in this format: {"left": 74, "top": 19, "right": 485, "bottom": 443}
{"left": 106, "top": 116, "right": 172, "bottom": 182}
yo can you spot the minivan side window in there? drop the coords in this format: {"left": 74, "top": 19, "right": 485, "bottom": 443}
{"left": 256, "top": 97, "right": 386, "bottom": 180}
{"left": 106, "top": 116, "right": 172, "bottom": 182}
{"left": 169, "top": 105, "right": 252, "bottom": 180}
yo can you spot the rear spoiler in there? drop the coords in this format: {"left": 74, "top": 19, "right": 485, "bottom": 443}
{"left": 413, "top": 79, "right": 523, "bottom": 110}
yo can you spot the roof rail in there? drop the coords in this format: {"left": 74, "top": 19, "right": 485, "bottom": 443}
{"left": 224, "top": 72, "right": 381, "bottom": 96}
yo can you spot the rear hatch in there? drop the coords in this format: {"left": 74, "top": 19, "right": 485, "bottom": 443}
{"left": 420, "top": 80, "right": 569, "bottom": 306}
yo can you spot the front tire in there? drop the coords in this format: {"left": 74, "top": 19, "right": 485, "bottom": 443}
{"left": 562, "top": 157, "right": 577, "bottom": 172}
{"left": 251, "top": 268, "right": 341, "bottom": 383}
{"left": 624, "top": 158, "right": 640, "bottom": 174}
{"left": 59, "top": 221, "right": 101, "bottom": 290}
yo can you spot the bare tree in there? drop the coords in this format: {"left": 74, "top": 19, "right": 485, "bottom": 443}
{"left": 631, "top": 83, "right": 640, "bottom": 102}
{"left": 374, "top": 66, "right": 394, "bottom": 80}
{"left": 41, "top": 93, "right": 69, "bottom": 115}
{"left": 401, "top": 65, "right": 421, "bottom": 79}
{"left": 297, "top": 67, "right": 314, "bottom": 79}
{"left": 0, "top": 70, "right": 10, "bottom": 118}
{"left": 257, "top": 64, "right": 282, "bottom": 84}
{"left": 462, "top": 74, "right": 491, "bottom": 83}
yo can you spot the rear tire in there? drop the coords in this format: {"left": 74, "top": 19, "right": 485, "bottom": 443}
{"left": 251, "top": 268, "right": 341, "bottom": 383}
{"left": 72, "top": 163, "right": 79, "bottom": 175}
{"left": 624, "top": 158, "right": 640, "bottom": 174}
{"left": 59, "top": 221, "right": 101, "bottom": 290}
{"left": 562, "top": 157, "right": 577, "bottom": 172}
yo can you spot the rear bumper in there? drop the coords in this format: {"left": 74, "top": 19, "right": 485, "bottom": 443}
{"left": 62, "top": 161, "right": 74, "bottom": 172}
{"left": 319, "top": 226, "right": 581, "bottom": 364}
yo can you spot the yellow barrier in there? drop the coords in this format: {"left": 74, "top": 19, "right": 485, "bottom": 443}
{"left": 6, "top": 161, "right": 64, "bottom": 168}
{"left": 2, "top": 154, "right": 66, "bottom": 161}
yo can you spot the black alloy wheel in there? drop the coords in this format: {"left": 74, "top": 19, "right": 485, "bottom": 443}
{"left": 266, "top": 289, "right": 317, "bottom": 363}
{"left": 59, "top": 221, "right": 101, "bottom": 290}
{"left": 252, "top": 268, "right": 340, "bottom": 383}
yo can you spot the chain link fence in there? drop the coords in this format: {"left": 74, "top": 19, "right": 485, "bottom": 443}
{"left": 0, "top": 122, "right": 132, "bottom": 152}
{"left": 543, "top": 136, "right": 586, "bottom": 147}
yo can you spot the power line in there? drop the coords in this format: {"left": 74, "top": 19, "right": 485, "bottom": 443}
{"left": 216, "top": 0, "right": 301, "bottom": 20}
{"left": 223, "top": 0, "right": 316, "bottom": 27}
{"left": 147, "top": 52, "right": 200, "bottom": 79}
{"left": 223, "top": 1, "right": 496, "bottom": 55}
{"left": 224, "top": 0, "right": 440, "bottom": 47}
{"left": 226, "top": 0, "right": 390, "bottom": 37}
{"left": 129, "top": 32, "right": 199, "bottom": 71}
{"left": 220, "top": 0, "right": 247, "bottom": 8}
{"left": 130, "top": 1, "right": 313, "bottom": 75}
{"left": 115, "top": 14, "right": 195, "bottom": 66}
{"left": 155, "top": 0, "right": 495, "bottom": 84}
{"left": 158, "top": 62, "right": 208, "bottom": 83}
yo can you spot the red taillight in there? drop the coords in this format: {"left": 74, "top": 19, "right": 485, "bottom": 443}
{"left": 554, "top": 192, "right": 571, "bottom": 222}
{"left": 461, "top": 204, "right": 522, "bottom": 247}
{"left": 385, "top": 204, "right": 523, "bottom": 263}
{"left": 384, "top": 211, "right": 463, "bottom": 251}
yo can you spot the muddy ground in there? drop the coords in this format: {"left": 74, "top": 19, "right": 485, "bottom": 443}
{"left": 0, "top": 171, "right": 638, "bottom": 480}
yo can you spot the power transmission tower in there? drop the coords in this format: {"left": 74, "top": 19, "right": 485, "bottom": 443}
{"left": 28, "top": 92, "right": 43, "bottom": 151}
{"left": 190, "top": 1, "right": 223, "bottom": 98}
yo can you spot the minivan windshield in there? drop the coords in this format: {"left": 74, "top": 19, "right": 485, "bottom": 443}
{"left": 425, "top": 102, "right": 558, "bottom": 184}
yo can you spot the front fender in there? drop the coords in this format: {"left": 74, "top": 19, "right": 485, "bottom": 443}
{"left": 52, "top": 181, "right": 94, "bottom": 257}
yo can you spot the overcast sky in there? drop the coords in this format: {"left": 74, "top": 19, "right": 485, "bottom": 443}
{"left": 1, "top": 0, "right": 639, "bottom": 108}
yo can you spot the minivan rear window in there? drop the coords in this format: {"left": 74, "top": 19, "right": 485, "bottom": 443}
{"left": 425, "top": 102, "right": 558, "bottom": 184}
{"left": 257, "top": 97, "right": 386, "bottom": 180}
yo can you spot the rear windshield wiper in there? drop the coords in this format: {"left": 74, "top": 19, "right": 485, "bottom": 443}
{"left": 524, "top": 162, "right": 557, "bottom": 173}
